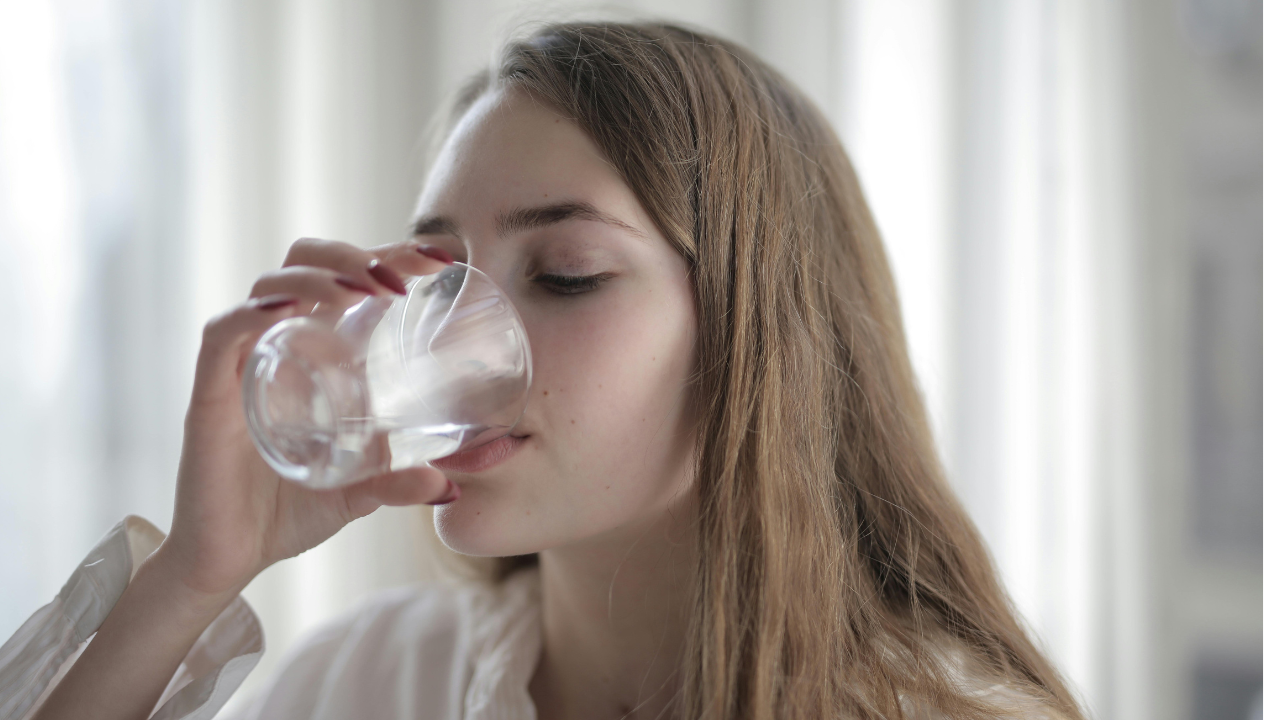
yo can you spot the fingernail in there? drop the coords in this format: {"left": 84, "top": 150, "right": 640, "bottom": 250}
{"left": 427, "top": 480, "right": 460, "bottom": 505}
{"left": 252, "top": 294, "right": 298, "bottom": 311}
{"left": 334, "top": 274, "right": 377, "bottom": 294}
{"left": 367, "top": 259, "right": 407, "bottom": 295}
{"left": 414, "top": 245, "right": 454, "bottom": 264}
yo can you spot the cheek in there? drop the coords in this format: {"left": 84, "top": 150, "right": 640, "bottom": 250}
{"left": 531, "top": 291, "right": 694, "bottom": 470}
{"left": 434, "top": 284, "right": 697, "bottom": 557}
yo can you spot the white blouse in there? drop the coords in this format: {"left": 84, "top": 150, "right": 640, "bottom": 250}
{"left": 0, "top": 515, "right": 543, "bottom": 720}
{"left": 0, "top": 516, "right": 1054, "bottom": 720}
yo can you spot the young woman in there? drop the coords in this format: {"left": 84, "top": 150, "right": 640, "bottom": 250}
{"left": 5, "top": 21, "right": 1083, "bottom": 720}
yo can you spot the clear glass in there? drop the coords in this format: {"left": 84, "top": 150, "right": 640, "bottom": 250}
{"left": 241, "top": 263, "right": 532, "bottom": 489}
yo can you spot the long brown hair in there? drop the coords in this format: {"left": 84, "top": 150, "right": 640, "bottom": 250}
{"left": 434, "top": 20, "right": 1083, "bottom": 720}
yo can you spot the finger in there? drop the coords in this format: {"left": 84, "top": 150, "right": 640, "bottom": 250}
{"left": 191, "top": 295, "right": 303, "bottom": 409}
{"left": 251, "top": 266, "right": 378, "bottom": 325}
{"left": 368, "top": 241, "right": 455, "bottom": 277}
{"left": 340, "top": 467, "right": 459, "bottom": 520}
{"left": 250, "top": 265, "right": 378, "bottom": 306}
{"left": 281, "top": 237, "right": 408, "bottom": 296}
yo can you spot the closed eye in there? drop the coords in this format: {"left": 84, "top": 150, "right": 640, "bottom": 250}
{"left": 536, "top": 272, "right": 612, "bottom": 295}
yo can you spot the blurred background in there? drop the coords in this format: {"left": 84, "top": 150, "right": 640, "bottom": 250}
{"left": 0, "top": 0, "right": 1263, "bottom": 718}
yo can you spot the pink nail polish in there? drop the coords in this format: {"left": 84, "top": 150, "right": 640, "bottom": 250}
{"left": 366, "top": 259, "right": 407, "bottom": 295}
{"left": 415, "top": 245, "right": 454, "bottom": 265}
{"left": 427, "top": 480, "right": 460, "bottom": 505}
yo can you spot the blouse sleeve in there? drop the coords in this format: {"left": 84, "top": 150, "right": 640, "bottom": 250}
{"left": 0, "top": 515, "right": 264, "bottom": 720}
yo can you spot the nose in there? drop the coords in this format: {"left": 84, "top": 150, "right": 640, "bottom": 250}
{"left": 451, "top": 247, "right": 527, "bottom": 320}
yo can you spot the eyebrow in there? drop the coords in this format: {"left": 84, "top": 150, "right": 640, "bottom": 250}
{"left": 412, "top": 201, "right": 643, "bottom": 239}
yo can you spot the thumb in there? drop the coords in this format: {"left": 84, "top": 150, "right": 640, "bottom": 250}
{"left": 340, "top": 467, "right": 458, "bottom": 519}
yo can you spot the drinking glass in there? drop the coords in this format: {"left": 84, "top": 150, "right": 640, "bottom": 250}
{"left": 241, "top": 263, "right": 532, "bottom": 489}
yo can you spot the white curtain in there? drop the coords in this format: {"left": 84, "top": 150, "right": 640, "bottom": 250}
{"left": 0, "top": 0, "right": 195, "bottom": 660}
{"left": 0, "top": 2, "right": 1257, "bottom": 719}
{"left": 840, "top": 2, "right": 1143, "bottom": 716}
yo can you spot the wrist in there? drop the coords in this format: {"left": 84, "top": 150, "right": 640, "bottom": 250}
{"left": 29, "top": 537, "right": 250, "bottom": 720}
{"left": 139, "top": 544, "right": 248, "bottom": 621}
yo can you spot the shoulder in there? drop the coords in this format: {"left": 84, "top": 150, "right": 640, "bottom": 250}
{"left": 944, "top": 646, "right": 1074, "bottom": 720}
{"left": 236, "top": 568, "right": 540, "bottom": 719}
{"left": 291, "top": 567, "right": 540, "bottom": 670}
{"left": 899, "top": 634, "right": 1075, "bottom": 720}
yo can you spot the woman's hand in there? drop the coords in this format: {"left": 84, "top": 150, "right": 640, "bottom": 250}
{"left": 32, "top": 239, "right": 457, "bottom": 720}
{"left": 154, "top": 238, "right": 458, "bottom": 599}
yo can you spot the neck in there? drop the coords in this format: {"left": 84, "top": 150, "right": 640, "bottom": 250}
{"left": 530, "top": 492, "right": 696, "bottom": 720}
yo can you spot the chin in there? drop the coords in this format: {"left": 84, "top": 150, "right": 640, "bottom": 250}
{"left": 432, "top": 495, "right": 539, "bottom": 557}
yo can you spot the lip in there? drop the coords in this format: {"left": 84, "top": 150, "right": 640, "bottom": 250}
{"left": 430, "top": 434, "right": 529, "bottom": 473}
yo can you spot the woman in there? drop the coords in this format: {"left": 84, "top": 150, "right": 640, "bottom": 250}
{"left": 5, "top": 21, "right": 1083, "bottom": 720}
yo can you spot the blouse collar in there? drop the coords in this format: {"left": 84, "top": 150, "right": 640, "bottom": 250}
{"left": 463, "top": 567, "right": 542, "bottom": 720}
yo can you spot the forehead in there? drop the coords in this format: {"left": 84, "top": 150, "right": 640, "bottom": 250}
{"left": 416, "top": 87, "right": 625, "bottom": 218}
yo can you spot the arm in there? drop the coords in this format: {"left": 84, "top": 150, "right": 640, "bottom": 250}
{"left": 30, "top": 546, "right": 241, "bottom": 720}
{"left": 0, "top": 515, "right": 262, "bottom": 720}
{"left": 19, "top": 239, "right": 454, "bottom": 720}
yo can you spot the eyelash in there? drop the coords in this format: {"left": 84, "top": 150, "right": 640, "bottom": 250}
{"left": 536, "top": 272, "right": 611, "bottom": 295}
